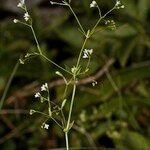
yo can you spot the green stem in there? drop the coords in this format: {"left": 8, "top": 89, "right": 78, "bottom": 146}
{"left": 51, "top": 117, "right": 63, "bottom": 129}
{"left": 90, "top": 7, "right": 115, "bottom": 36}
{"left": 47, "top": 89, "right": 52, "bottom": 117}
{"left": 68, "top": 5, "right": 86, "bottom": 36}
{"left": 61, "top": 109, "right": 66, "bottom": 127}
{"left": 63, "top": 84, "right": 68, "bottom": 99}
{"left": 40, "top": 54, "right": 72, "bottom": 75}
{"left": 35, "top": 111, "right": 49, "bottom": 117}
{"left": 76, "top": 37, "right": 88, "bottom": 68}
{"left": 65, "top": 132, "right": 69, "bottom": 150}
{"left": 85, "top": 56, "right": 91, "bottom": 72}
{"left": 0, "top": 60, "right": 19, "bottom": 110}
{"left": 30, "top": 26, "right": 42, "bottom": 55}
{"left": 90, "top": 17, "right": 103, "bottom": 35}
{"left": 66, "top": 80, "right": 76, "bottom": 131}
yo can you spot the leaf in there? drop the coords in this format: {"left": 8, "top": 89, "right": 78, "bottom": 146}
{"left": 68, "top": 120, "right": 74, "bottom": 131}
{"left": 119, "top": 39, "right": 137, "bottom": 67}
{"left": 117, "top": 131, "right": 150, "bottom": 150}
{"left": 61, "top": 99, "right": 67, "bottom": 109}
{"left": 138, "top": 0, "right": 150, "bottom": 20}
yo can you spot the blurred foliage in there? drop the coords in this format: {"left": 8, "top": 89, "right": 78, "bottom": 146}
{"left": 0, "top": 0, "right": 150, "bottom": 149}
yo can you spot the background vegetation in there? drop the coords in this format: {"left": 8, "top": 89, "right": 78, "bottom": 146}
{"left": 0, "top": 0, "right": 150, "bottom": 149}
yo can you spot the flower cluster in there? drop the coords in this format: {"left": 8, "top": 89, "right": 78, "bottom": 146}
{"left": 24, "top": 12, "right": 30, "bottom": 21}
{"left": 90, "top": 1, "right": 97, "bottom": 8}
{"left": 41, "top": 83, "right": 48, "bottom": 91}
{"left": 115, "top": 0, "right": 125, "bottom": 9}
{"left": 13, "top": 0, "right": 30, "bottom": 23}
{"left": 83, "top": 49, "right": 93, "bottom": 59}
{"left": 34, "top": 83, "right": 48, "bottom": 98}
{"left": 105, "top": 20, "right": 116, "bottom": 30}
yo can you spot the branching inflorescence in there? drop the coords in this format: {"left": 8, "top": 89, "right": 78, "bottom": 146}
{"left": 13, "top": 0, "right": 124, "bottom": 149}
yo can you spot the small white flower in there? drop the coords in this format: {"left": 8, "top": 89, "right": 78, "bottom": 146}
{"left": 35, "top": 92, "right": 41, "bottom": 98}
{"left": 13, "top": 19, "right": 18, "bottom": 23}
{"left": 17, "top": 3, "right": 23, "bottom": 8}
{"left": 71, "top": 66, "right": 78, "bottom": 74}
{"left": 29, "top": 109, "right": 36, "bottom": 115}
{"left": 90, "top": 1, "right": 97, "bottom": 8}
{"left": 41, "top": 123, "right": 49, "bottom": 129}
{"left": 17, "top": 0, "right": 25, "bottom": 8}
{"left": 24, "top": 12, "right": 30, "bottom": 21}
{"left": 120, "top": 5, "right": 125, "bottom": 8}
{"left": 92, "top": 81, "right": 97, "bottom": 86}
{"left": 41, "top": 83, "right": 48, "bottom": 91}
{"left": 50, "top": 1, "right": 54, "bottom": 5}
{"left": 83, "top": 53, "right": 88, "bottom": 59}
{"left": 88, "top": 49, "right": 93, "bottom": 55}
{"left": 116, "top": 0, "right": 121, "bottom": 6}
{"left": 83, "top": 49, "right": 93, "bottom": 59}
{"left": 115, "top": 0, "right": 125, "bottom": 9}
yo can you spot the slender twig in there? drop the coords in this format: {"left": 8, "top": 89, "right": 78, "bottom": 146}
{"left": 40, "top": 54, "right": 72, "bottom": 75}
{"left": 66, "top": 81, "right": 76, "bottom": 131}
{"left": 0, "top": 60, "right": 19, "bottom": 110}
{"left": 30, "top": 26, "right": 42, "bottom": 55}
{"left": 65, "top": 132, "right": 69, "bottom": 150}
{"left": 76, "top": 37, "right": 88, "bottom": 68}
{"left": 68, "top": 5, "right": 86, "bottom": 36}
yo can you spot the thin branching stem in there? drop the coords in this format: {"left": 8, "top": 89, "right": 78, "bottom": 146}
{"left": 51, "top": 117, "right": 63, "bottom": 129}
{"left": 76, "top": 37, "right": 88, "bottom": 68}
{"left": 66, "top": 79, "right": 76, "bottom": 131}
{"left": 30, "top": 26, "right": 43, "bottom": 55}
{"left": 68, "top": 5, "right": 86, "bottom": 36}
{"left": 40, "top": 54, "right": 72, "bottom": 75}
{"left": 65, "top": 132, "right": 69, "bottom": 150}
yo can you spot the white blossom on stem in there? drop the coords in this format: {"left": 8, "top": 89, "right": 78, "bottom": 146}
{"left": 17, "top": 0, "right": 25, "bottom": 8}
{"left": 35, "top": 92, "right": 41, "bottom": 98}
{"left": 83, "top": 49, "right": 93, "bottom": 59}
{"left": 90, "top": 1, "right": 97, "bottom": 8}
{"left": 41, "top": 83, "right": 48, "bottom": 91}
{"left": 24, "top": 12, "right": 30, "bottom": 21}
{"left": 13, "top": 19, "right": 18, "bottom": 23}
{"left": 41, "top": 123, "right": 49, "bottom": 129}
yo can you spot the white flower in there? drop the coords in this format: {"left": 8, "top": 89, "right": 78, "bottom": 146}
{"left": 83, "top": 49, "right": 93, "bottom": 59}
{"left": 116, "top": 0, "right": 121, "bottom": 6}
{"left": 115, "top": 0, "right": 125, "bottom": 9}
{"left": 71, "top": 66, "right": 78, "bottom": 74}
{"left": 41, "top": 83, "right": 48, "bottom": 91}
{"left": 17, "top": 0, "right": 25, "bottom": 8}
{"left": 90, "top": 1, "right": 97, "bottom": 8}
{"left": 29, "top": 109, "right": 36, "bottom": 115}
{"left": 13, "top": 19, "right": 18, "bottom": 23}
{"left": 92, "top": 81, "right": 97, "bottom": 86}
{"left": 41, "top": 123, "right": 49, "bottom": 129}
{"left": 83, "top": 53, "right": 88, "bottom": 59}
{"left": 35, "top": 92, "right": 41, "bottom": 98}
{"left": 88, "top": 49, "right": 93, "bottom": 55}
{"left": 120, "top": 5, "right": 125, "bottom": 8}
{"left": 17, "top": 3, "right": 23, "bottom": 8}
{"left": 24, "top": 12, "right": 30, "bottom": 21}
